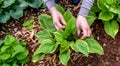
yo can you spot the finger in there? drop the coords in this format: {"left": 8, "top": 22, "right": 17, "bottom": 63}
{"left": 54, "top": 25, "right": 59, "bottom": 30}
{"left": 54, "top": 22, "right": 64, "bottom": 30}
{"left": 76, "top": 25, "right": 81, "bottom": 36}
{"left": 59, "top": 16, "right": 66, "bottom": 26}
{"left": 81, "top": 29, "right": 88, "bottom": 39}
{"left": 77, "top": 29, "right": 81, "bottom": 36}
{"left": 87, "top": 29, "right": 92, "bottom": 36}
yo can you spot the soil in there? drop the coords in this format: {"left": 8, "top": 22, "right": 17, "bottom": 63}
{"left": 0, "top": 0, "right": 120, "bottom": 66}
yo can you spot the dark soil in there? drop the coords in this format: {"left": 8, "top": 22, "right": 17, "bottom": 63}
{"left": 0, "top": 0, "right": 120, "bottom": 66}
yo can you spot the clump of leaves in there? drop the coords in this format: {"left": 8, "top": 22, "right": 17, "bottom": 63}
{"left": 0, "top": 35, "right": 30, "bottom": 66}
{"left": 23, "top": 18, "right": 34, "bottom": 30}
{"left": 32, "top": 5, "right": 104, "bottom": 66}
{"left": 0, "top": 0, "right": 46, "bottom": 23}
{"left": 90, "top": 0, "right": 120, "bottom": 39}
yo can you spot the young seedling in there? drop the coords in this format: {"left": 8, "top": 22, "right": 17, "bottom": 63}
{"left": 23, "top": 18, "right": 34, "bottom": 30}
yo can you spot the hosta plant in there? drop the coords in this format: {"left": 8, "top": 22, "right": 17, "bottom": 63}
{"left": 0, "top": 0, "right": 45, "bottom": 23}
{"left": 89, "top": 0, "right": 120, "bottom": 39}
{"left": 32, "top": 5, "right": 104, "bottom": 66}
{"left": 0, "top": 35, "right": 29, "bottom": 66}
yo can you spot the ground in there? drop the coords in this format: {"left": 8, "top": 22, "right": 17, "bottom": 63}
{"left": 0, "top": 0, "right": 120, "bottom": 66}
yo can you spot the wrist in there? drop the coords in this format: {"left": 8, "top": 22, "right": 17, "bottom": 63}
{"left": 49, "top": 6, "right": 57, "bottom": 14}
{"left": 49, "top": 6, "right": 57, "bottom": 15}
{"left": 77, "top": 15, "right": 86, "bottom": 19}
{"left": 49, "top": 6, "right": 57, "bottom": 12}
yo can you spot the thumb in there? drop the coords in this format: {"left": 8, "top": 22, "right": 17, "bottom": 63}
{"left": 77, "top": 28, "right": 81, "bottom": 36}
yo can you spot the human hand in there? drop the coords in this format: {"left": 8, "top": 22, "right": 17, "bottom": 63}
{"left": 50, "top": 7, "right": 66, "bottom": 30}
{"left": 76, "top": 15, "right": 91, "bottom": 39}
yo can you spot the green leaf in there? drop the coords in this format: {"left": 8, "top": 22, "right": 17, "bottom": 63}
{"left": 13, "top": 62, "right": 19, "bottom": 66}
{"left": 65, "top": 16, "right": 76, "bottom": 36}
{"left": 38, "top": 14, "right": 56, "bottom": 32}
{"left": 28, "top": 26, "right": 33, "bottom": 30}
{"left": 60, "top": 40, "right": 69, "bottom": 48}
{"left": 20, "top": 41, "right": 26, "bottom": 46}
{"left": 38, "top": 39, "right": 57, "bottom": 53}
{"left": 10, "top": 6, "right": 23, "bottom": 19}
{"left": 36, "top": 30, "right": 52, "bottom": 38}
{"left": 70, "top": 40, "right": 89, "bottom": 56}
{"left": 32, "top": 53, "right": 45, "bottom": 62}
{"left": 36, "top": 30, "right": 53, "bottom": 42}
{"left": 2, "top": 0, "right": 15, "bottom": 8}
{"left": 3, "top": 35, "right": 15, "bottom": 45}
{"left": 63, "top": 9, "right": 73, "bottom": 23}
{"left": 106, "top": 0, "right": 116, "bottom": 4}
{"left": 54, "top": 31, "right": 64, "bottom": 43}
{"left": 60, "top": 41, "right": 70, "bottom": 53}
{"left": 19, "top": 57, "right": 30, "bottom": 64}
{"left": 0, "top": 53, "right": 10, "bottom": 60}
{"left": 56, "top": 4, "right": 65, "bottom": 15}
{"left": 103, "top": 20, "right": 119, "bottom": 39}
{"left": 28, "top": 0, "right": 42, "bottom": 8}
{"left": 86, "top": 11, "right": 97, "bottom": 26}
{"left": 91, "top": 2, "right": 100, "bottom": 12}
{"left": 1, "top": 45, "right": 10, "bottom": 52}
{"left": 0, "top": 0, "right": 3, "bottom": 4}
{"left": 12, "top": 45, "right": 25, "bottom": 57}
{"left": 23, "top": 18, "right": 34, "bottom": 26}
{"left": 16, "top": 49, "right": 29, "bottom": 60}
{"left": 97, "top": 0, "right": 107, "bottom": 10}
{"left": 85, "top": 37, "right": 104, "bottom": 55}
{"left": 23, "top": 18, "right": 34, "bottom": 30}
{"left": 57, "top": 30, "right": 66, "bottom": 38}
{"left": 2, "top": 63, "right": 9, "bottom": 66}
{"left": 33, "top": 39, "right": 57, "bottom": 56}
{"left": 117, "top": 13, "right": 120, "bottom": 22}
{"left": 59, "top": 49, "right": 70, "bottom": 66}
{"left": 0, "top": 12, "right": 10, "bottom": 23}
{"left": 39, "top": 14, "right": 51, "bottom": 19}
{"left": 32, "top": 39, "right": 57, "bottom": 62}
{"left": 104, "top": 4, "right": 118, "bottom": 14}
{"left": 17, "top": 0, "right": 28, "bottom": 9}
{"left": 98, "top": 11, "right": 114, "bottom": 21}
{"left": 54, "top": 31, "right": 69, "bottom": 53}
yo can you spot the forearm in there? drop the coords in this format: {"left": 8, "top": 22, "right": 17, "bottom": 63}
{"left": 44, "top": 0, "right": 94, "bottom": 17}
{"left": 43, "top": 0, "right": 56, "bottom": 9}
{"left": 79, "top": 0, "right": 95, "bottom": 17}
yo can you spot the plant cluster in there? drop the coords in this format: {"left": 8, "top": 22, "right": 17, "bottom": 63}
{"left": 22, "top": 18, "right": 34, "bottom": 30}
{"left": 0, "top": 0, "right": 45, "bottom": 23}
{"left": 0, "top": 35, "right": 29, "bottom": 66}
{"left": 89, "top": 0, "right": 120, "bottom": 39}
{"left": 32, "top": 5, "right": 104, "bottom": 66}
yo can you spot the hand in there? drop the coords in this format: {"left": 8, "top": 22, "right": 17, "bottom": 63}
{"left": 76, "top": 15, "right": 91, "bottom": 39}
{"left": 50, "top": 7, "right": 66, "bottom": 30}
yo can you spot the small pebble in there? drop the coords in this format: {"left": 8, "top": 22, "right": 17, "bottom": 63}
{"left": 103, "top": 43, "right": 106, "bottom": 46}
{"left": 116, "top": 57, "right": 119, "bottom": 61}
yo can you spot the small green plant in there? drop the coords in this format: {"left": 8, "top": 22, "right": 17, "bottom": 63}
{"left": 89, "top": 0, "right": 120, "bottom": 39}
{"left": 0, "top": 35, "right": 29, "bottom": 66}
{"left": 0, "top": 0, "right": 46, "bottom": 23}
{"left": 32, "top": 5, "right": 104, "bottom": 66}
{"left": 23, "top": 18, "right": 34, "bottom": 30}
